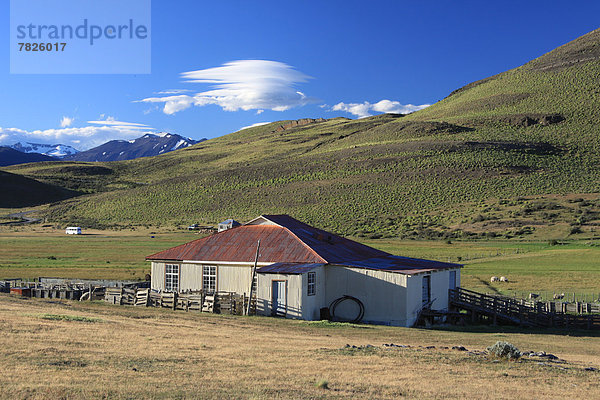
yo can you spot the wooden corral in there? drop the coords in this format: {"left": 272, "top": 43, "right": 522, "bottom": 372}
{"left": 449, "top": 287, "right": 600, "bottom": 330}
{"left": 1, "top": 279, "right": 142, "bottom": 302}
{"left": 103, "top": 288, "right": 257, "bottom": 315}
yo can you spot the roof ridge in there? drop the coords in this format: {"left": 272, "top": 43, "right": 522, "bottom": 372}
{"left": 261, "top": 215, "right": 328, "bottom": 263}
{"left": 145, "top": 225, "right": 241, "bottom": 260}
{"left": 145, "top": 235, "right": 206, "bottom": 260}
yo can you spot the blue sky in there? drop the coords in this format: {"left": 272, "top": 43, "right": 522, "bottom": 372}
{"left": 1, "top": 0, "right": 599, "bottom": 150}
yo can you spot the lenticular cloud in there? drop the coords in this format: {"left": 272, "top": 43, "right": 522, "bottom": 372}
{"left": 140, "top": 60, "right": 314, "bottom": 114}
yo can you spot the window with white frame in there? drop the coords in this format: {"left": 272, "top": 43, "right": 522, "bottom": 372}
{"left": 165, "top": 264, "right": 179, "bottom": 292}
{"left": 203, "top": 265, "right": 217, "bottom": 294}
{"left": 307, "top": 271, "right": 316, "bottom": 296}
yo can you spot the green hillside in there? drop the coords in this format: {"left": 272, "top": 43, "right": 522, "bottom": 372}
{"left": 0, "top": 170, "right": 80, "bottom": 208}
{"left": 4, "top": 28, "right": 600, "bottom": 238}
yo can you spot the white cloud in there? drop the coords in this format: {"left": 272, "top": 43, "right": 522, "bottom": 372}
{"left": 60, "top": 116, "right": 74, "bottom": 128}
{"left": 0, "top": 118, "right": 155, "bottom": 150}
{"left": 86, "top": 117, "right": 151, "bottom": 129}
{"left": 239, "top": 122, "right": 271, "bottom": 131}
{"left": 331, "top": 99, "right": 430, "bottom": 118}
{"left": 157, "top": 89, "right": 193, "bottom": 95}
{"left": 140, "top": 60, "right": 315, "bottom": 115}
{"left": 140, "top": 95, "right": 197, "bottom": 115}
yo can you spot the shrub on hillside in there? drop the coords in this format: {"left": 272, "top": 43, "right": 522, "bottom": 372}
{"left": 570, "top": 226, "right": 583, "bottom": 234}
{"left": 487, "top": 341, "right": 521, "bottom": 360}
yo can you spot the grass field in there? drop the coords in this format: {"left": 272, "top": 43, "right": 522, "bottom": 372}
{"left": 1, "top": 226, "right": 599, "bottom": 398}
{"left": 0, "top": 294, "right": 599, "bottom": 399}
{"left": 1, "top": 225, "right": 599, "bottom": 299}
{"left": 0, "top": 226, "right": 199, "bottom": 280}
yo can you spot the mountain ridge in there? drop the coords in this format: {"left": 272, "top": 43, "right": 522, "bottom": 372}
{"left": 0, "top": 147, "right": 57, "bottom": 167}
{"left": 61, "top": 132, "right": 204, "bottom": 162}
{"left": 10, "top": 142, "right": 79, "bottom": 158}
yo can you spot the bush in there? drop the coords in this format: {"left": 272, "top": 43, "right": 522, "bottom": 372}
{"left": 315, "top": 379, "right": 329, "bottom": 390}
{"left": 570, "top": 226, "right": 583, "bottom": 235}
{"left": 487, "top": 341, "right": 521, "bottom": 360}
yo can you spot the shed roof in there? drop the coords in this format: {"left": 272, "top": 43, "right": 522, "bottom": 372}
{"left": 146, "top": 214, "right": 462, "bottom": 273}
{"left": 219, "top": 218, "right": 239, "bottom": 225}
{"left": 338, "top": 256, "right": 459, "bottom": 274}
{"left": 257, "top": 263, "right": 324, "bottom": 274}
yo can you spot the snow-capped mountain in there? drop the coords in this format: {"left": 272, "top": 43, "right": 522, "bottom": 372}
{"left": 10, "top": 142, "right": 80, "bottom": 158}
{"left": 63, "top": 132, "right": 205, "bottom": 162}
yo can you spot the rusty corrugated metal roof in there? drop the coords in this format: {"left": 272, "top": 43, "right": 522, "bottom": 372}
{"left": 146, "top": 224, "right": 325, "bottom": 263}
{"left": 260, "top": 215, "right": 389, "bottom": 264}
{"left": 146, "top": 215, "right": 462, "bottom": 273}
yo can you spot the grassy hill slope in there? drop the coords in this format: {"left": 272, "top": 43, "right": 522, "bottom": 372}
{"left": 0, "top": 147, "right": 56, "bottom": 167}
{"left": 4, "top": 28, "right": 600, "bottom": 238}
{"left": 0, "top": 170, "right": 80, "bottom": 208}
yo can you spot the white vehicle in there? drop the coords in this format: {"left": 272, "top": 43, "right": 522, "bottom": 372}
{"left": 65, "top": 227, "right": 82, "bottom": 235}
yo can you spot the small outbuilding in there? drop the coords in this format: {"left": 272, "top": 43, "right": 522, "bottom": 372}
{"left": 218, "top": 218, "right": 241, "bottom": 232}
{"left": 146, "top": 215, "right": 462, "bottom": 327}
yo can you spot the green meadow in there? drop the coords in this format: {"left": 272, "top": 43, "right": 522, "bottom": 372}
{"left": 0, "top": 227, "right": 198, "bottom": 280}
{"left": 2, "top": 226, "right": 599, "bottom": 300}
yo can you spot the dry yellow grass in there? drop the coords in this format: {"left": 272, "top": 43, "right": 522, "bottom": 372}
{"left": 0, "top": 294, "right": 599, "bottom": 399}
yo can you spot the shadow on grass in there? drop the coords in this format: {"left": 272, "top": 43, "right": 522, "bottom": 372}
{"left": 431, "top": 324, "right": 600, "bottom": 338}
{"left": 475, "top": 277, "right": 502, "bottom": 295}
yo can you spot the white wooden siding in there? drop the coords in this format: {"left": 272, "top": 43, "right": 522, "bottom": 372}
{"left": 151, "top": 262, "right": 166, "bottom": 290}
{"left": 151, "top": 260, "right": 461, "bottom": 328}
{"left": 325, "top": 266, "right": 408, "bottom": 326}
{"left": 300, "top": 266, "right": 325, "bottom": 320}
{"left": 256, "top": 273, "right": 302, "bottom": 319}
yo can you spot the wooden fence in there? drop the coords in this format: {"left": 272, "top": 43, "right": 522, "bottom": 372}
{"left": 104, "top": 288, "right": 257, "bottom": 315}
{"left": 1, "top": 280, "right": 256, "bottom": 316}
{"left": 449, "top": 287, "right": 600, "bottom": 330}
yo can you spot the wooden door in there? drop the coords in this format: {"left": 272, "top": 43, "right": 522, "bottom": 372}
{"left": 271, "top": 280, "right": 286, "bottom": 316}
{"left": 422, "top": 275, "right": 431, "bottom": 306}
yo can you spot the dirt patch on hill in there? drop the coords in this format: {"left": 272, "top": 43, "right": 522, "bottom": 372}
{"left": 48, "top": 165, "right": 114, "bottom": 176}
{"left": 500, "top": 113, "right": 565, "bottom": 127}
{"left": 395, "top": 121, "right": 474, "bottom": 136}
{"left": 273, "top": 118, "right": 326, "bottom": 132}
{"left": 461, "top": 141, "right": 564, "bottom": 156}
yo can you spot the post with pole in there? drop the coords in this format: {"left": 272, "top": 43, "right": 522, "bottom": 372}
{"left": 246, "top": 240, "right": 260, "bottom": 316}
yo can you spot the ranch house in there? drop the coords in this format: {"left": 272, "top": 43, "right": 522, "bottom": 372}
{"left": 147, "top": 215, "right": 462, "bottom": 327}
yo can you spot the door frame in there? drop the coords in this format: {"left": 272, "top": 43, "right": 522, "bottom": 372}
{"left": 422, "top": 274, "right": 431, "bottom": 306}
{"left": 271, "top": 279, "right": 288, "bottom": 317}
